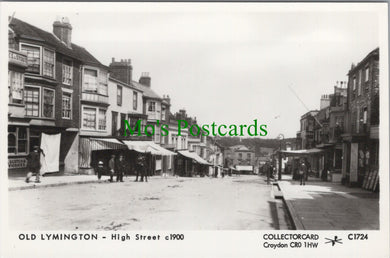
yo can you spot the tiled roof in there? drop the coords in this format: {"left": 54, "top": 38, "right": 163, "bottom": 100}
{"left": 131, "top": 80, "right": 161, "bottom": 100}
{"left": 9, "top": 17, "right": 106, "bottom": 68}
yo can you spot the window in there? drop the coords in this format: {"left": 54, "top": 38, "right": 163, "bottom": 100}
{"left": 112, "top": 111, "right": 118, "bottom": 135}
{"left": 98, "top": 109, "right": 107, "bottom": 131}
{"left": 98, "top": 69, "right": 108, "bottom": 96}
{"left": 43, "top": 49, "right": 55, "bottom": 78}
{"left": 83, "top": 107, "right": 96, "bottom": 129}
{"left": 148, "top": 101, "right": 156, "bottom": 112}
{"left": 21, "top": 44, "right": 40, "bottom": 74}
{"left": 117, "top": 86, "right": 122, "bottom": 106}
{"left": 42, "top": 89, "right": 55, "bottom": 118}
{"left": 62, "top": 59, "right": 73, "bottom": 85}
{"left": 162, "top": 106, "right": 166, "bottom": 120}
{"left": 8, "top": 71, "right": 23, "bottom": 104}
{"left": 238, "top": 153, "right": 242, "bottom": 159}
{"left": 8, "top": 126, "right": 28, "bottom": 154}
{"left": 62, "top": 93, "right": 72, "bottom": 119}
{"left": 365, "top": 67, "right": 369, "bottom": 82}
{"left": 352, "top": 77, "right": 356, "bottom": 90}
{"left": 247, "top": 153, "right": 251, "bottom": 159}
{"left": 24, "top": 87, "right": 39, "bottom": 117}
{"left": 83, "top": 68, "right": 98, "bottom": 92}
{"left": 133, "top": 91, "right": 138, "bottom": 110}
{"left": 363, "top": 107, "right": 368, "bottom": 124}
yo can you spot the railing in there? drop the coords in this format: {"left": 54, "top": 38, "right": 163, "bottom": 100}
{"left": 9, "top": 49, "right": 27, "bottom": 67}
{"left": 81, "top": 92, "right": 108, "bottom": 104}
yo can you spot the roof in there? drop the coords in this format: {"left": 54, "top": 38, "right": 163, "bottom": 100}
{"left": 109, "top": 76, "right": 143, "bottom": 93}
{"left": 131, "top": 80, "right": 162, "bottom": 99}
{"left": 348, "top": 47, "right": 379, "bottom": 75}
{"left": 178, "top": 150, "right": 210, "bottom": 165}
{"left": 9, "top": 17, "right": 106, "bottom": 68}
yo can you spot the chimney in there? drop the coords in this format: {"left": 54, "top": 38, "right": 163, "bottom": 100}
{"left": 163, "top": 94, "right": 171, "bottom": 105}
{"left": 109, "top": 58, "right": 133, "bottom": 84}
{"left": 320, "top": 94, "right": 330, "bottom": 110}
{"left": 139, "top": 72, "right": 151, "bottom": 87}
{"left": 53, "top": 17, "right": 72, "bottom": 48}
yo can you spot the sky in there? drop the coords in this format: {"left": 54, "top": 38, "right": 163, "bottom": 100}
{"left": 4, "top": 3, "right": 382, "bottom": 138}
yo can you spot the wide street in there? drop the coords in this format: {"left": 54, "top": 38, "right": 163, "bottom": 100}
{"left": 9, "top": 175, "right": 288, "bottom": 230}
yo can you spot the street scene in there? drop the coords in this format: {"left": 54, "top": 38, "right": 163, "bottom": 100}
{"left": 6, "top": 7, "right": 382, "bottom": 232}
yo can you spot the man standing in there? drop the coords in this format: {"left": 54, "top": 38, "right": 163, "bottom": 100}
{"left": 108, "top": 154, "right": 116, "bottom": 182}
{"left": 116, "top": 154, "right": 126, "bottom": 182}
{"left": 299, "top": 160, "right": 307, "bottom": 186}
{"left": 135, "top": 155, "right": 144, "bottom": 182}
{"left": 25, "top": 146, "right": 45, "bottom": 183}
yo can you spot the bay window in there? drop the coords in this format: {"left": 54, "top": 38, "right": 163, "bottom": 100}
{"left": 8, "top": 71, "right": 24, "bottom": 104}
{"left": 24, "top": 87, "right": 40, "bottom": 117}
{"left": 84, "top": 68, "right": 98, "bottom": 92}
{"left": 82, "top": 106, "right": 107, "bottom": 131}
{"left": 21, "top": 44, "right": 40, "bottom": 74}
{"left": 42, "top": 88, "right": 55, "bottom": 118}
{"left": 43, "top": 49, "right": 55, "bottom": 78}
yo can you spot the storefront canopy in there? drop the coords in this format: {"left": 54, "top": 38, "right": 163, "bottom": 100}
{"left": 122, "top": 141, "right": 176, "bottom": 156}
{"left": 178, "top": 150, "right": 210, "bottom": 165}
{"left": 279, "top": 148, "right": 324, "bottom": 156}
{"left": 90, "top": 138, "right": 127, "bottom": 151}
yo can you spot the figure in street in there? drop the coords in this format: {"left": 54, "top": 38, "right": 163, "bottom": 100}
{"left": 116, "top": 154, "right": 126, "bottom": 182}
{"left": 299, "top": 160, "right": 307, "bottom": 186}
{"left": 108, "top": 154, "right": 116, "bottom": 182}
{"left": 96, "top": 160, "right": 105, "bottom": 180}
{"left": 25, "top": 146, "right": 45, "bottom": 183}
{"left": 135, "top": 155, "right": 145, "bottom": 182}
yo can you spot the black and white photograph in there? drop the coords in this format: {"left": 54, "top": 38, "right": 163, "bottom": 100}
{"left": 0, "top": 2, "right": 389, "bottom": 257}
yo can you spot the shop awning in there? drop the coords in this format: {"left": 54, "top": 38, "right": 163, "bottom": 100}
{"left": 279, "top": 148, "right": 324, "bottom": 156}
{"left": 177, "top": 150, "right": 210, "bottom": 165}
{"left": 122, "top": 141, "right": 176, "bottom": 156}
{"left": 90, "top": 138, "right": 127, "bottom": 151}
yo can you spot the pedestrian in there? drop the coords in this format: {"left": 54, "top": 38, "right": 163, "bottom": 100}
{"left": 141, "top": 155, "right": 148, "bottom": 182}
{"left": 96, "top": 160, "right": 105, "bottom": 180}
{"left": 25, "top": 146, "right": 45, "bottom": 183}
{"left": 116, "top": 154, "right": 125, "bottom": 182}
{"left": 135, "top": 155, "right": 144, "bottom": 182}
{"left": 108, "top": 154, "right": 116, "bottom": 182}
{"left": 299, "top": 160, "right": 307, "bottom": 186}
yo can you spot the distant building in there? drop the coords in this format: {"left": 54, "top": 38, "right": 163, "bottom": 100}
{"left": 224, "top": 145, "right": 255, "bottom": 173}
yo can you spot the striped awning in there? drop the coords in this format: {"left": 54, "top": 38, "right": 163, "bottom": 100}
{"left": 178, "top": 150, "right": 210, "bottom": 165}
{"left": 122, "top": 141, "right": 176, "bottom": 156}
{"left": 90, "top": 138, "right": 127, "bottom": 151}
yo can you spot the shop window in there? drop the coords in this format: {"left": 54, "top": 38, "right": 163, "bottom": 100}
{"left": 8, "top": 126, "right": 29, "bottom": 154}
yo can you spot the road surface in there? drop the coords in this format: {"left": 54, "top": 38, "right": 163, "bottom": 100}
{"left": 9, "top": 175, "right": 288, "bottom": 230}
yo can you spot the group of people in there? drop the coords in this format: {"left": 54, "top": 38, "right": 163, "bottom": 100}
{"left": 96, "top": 154, "right": 149, "bottom": 183}
{"left": 25, "top": 145, "right": 45, "bottom": 183}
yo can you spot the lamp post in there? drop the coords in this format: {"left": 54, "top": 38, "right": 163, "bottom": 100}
{"left": 277, "top": 133, "right": 285, "bottom": 180}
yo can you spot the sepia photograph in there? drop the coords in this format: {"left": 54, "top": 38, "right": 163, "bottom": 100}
{"left": 1, "top": 2, "right": 389, "bottom": 257}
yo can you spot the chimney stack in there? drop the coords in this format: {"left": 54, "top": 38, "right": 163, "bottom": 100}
{"left": 139, "top": 72, "right": 151, "bottom": 87}
{"left": 53, "top": 17, "right": 72, "bottom": 48}
{"left": 109, "top": 58, "right": 133, "bottom": 84}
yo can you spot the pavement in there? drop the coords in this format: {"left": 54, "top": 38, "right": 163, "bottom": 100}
{"left": 8, "top": 174, "right": 104, "bottom": 191}
{"left": 277, "top": 175, "right": 379, "bottom": 230}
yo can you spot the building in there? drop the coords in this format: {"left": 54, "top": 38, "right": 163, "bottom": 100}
{"left": 296, "top": 110, "right": 319, "bottom": 150}
{"left": 313, "top": 83, "right": 348, "bottom": 180}
{"left": 224, "top": 145, "right": 255, "bottom": 174}
{"left": 341, "top": 48, "right": 379, "bottom": 188}
{"left": 8, "top": 17, "right": 96, "bottom": 174}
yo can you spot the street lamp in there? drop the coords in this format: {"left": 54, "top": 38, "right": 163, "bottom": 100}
{"left": 277, "top": 133, "right": 285, "bottom": 180}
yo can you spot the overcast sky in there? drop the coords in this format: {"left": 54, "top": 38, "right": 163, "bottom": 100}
{"left": 5, "top": 3, "right": 382, "bottom": 138}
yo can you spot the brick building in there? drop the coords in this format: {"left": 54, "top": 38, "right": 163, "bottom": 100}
{"left": 341, "top": 48, "right": 379, "bottom": 188}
